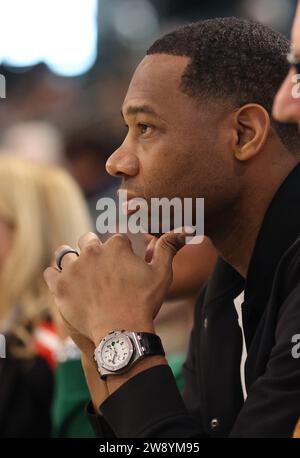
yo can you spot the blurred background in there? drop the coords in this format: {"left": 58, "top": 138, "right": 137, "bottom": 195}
{"left": 0, "top": 0, "right": 298, "bottom": 224}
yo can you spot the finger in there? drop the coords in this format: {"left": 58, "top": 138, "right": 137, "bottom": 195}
{"left": 151, "top": 226, "right": 195, "bottom": 272}
{"left": 145, "top": 235, "right": 158, "bottom": 263}
{"left": 106, "top": 233, "right": 133, "bottom": 252}
{"left": 78, "top": 232, "right": 102, "bottom": 251}
{"left": 43, "top": 266, "right": 60, "bottom": 294}
{"left": 54, "top": 244, "right": 79, "bottom": 270}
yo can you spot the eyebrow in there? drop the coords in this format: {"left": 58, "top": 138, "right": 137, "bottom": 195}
{"left": 121, "top": 104, "right": 159, "bottom": 119}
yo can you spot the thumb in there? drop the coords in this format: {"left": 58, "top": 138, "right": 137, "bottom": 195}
{"left": 151, "top": 226, "right": 195, "bottom": 271}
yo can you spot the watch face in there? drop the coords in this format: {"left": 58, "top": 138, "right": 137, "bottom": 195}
{"left": 98, "top": 332, "right": 134, "bottom": 372}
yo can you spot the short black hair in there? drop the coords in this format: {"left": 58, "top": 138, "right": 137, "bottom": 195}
{"left": 147, "top": 17, "right": 300, "bottom": 153}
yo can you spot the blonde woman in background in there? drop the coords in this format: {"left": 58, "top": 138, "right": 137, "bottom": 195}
{"left": 0, "top": 154, "right": 93, "bottom": 437}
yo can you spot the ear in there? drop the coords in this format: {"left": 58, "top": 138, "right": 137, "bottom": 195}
{"left": 231, "top": 104, "right": 270, "bottom": 161}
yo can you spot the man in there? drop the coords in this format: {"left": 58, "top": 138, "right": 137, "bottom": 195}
{"left": 273, "top": 0, "right": 300, "bottom": 439}
{"left": 45, "top": 18, "right": 300, "bottom": 437}
{"left": 273, "top": 0, "right": 300, "bottom": 125}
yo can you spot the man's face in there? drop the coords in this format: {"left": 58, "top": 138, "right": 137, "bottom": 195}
{"left": 106, "top": 54, "right": 240, "bottom": 233}
{"left": 273, "top": 1, "right": 300, "bottom": 125}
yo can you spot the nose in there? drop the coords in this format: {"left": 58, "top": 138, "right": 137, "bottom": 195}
{"left": 273, "top": 68, "right": 300, "bottom": 124}
{"left": 106, "top": 145, "right": 139, "bottom": 178}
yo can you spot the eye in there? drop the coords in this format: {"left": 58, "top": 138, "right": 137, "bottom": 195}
{"left": 137, "top": 123, "right": 151, "bottom": 135}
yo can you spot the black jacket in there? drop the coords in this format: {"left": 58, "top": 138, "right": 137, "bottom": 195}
{"left": 88, "top": 163, "right": 300, "bottom": 438}
{"left": 0, "top": 355, "right": 53, "bottom": 437}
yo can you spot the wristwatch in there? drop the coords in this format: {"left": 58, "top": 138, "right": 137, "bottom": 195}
{"left": 94, "top": 330, "right": 165, "bottom": 379}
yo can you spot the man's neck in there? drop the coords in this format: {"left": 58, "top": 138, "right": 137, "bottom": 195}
{"left": 208, "top": 159, "right": 298, "bottom": 278}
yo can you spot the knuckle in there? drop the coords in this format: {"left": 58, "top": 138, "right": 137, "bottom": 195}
{"left": 83, "top": 241, "right": 101, "bottom": 256}
{"left": 109, "top": 234, "right": 129, "bottom": 248}
{"left": 79, "top": 231, "right": 98, "bottom": 245}
{"left": 43, "top": 267, "right": 52, "bottom": 282}
{"left": 78, "top": 232, "right": 89, "bottom": 245}
{"left": 78, "top": 233, "right": 85, "bottom": 246}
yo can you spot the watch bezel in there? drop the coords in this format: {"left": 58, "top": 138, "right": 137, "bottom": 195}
{"left": 95, "top": 331, "right": 134, "bottom": 372}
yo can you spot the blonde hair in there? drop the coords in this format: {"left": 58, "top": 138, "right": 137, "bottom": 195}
{"left": 0, "top": 154, "right": 92, "bottom": 357}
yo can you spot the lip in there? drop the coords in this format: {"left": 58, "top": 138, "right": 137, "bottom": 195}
{"left": 117, "top": 189, "right": 146, "bottom": 216}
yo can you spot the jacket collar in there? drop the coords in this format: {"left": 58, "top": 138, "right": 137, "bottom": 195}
{"left": 243, "top": 162, "right": 300, "bottom": 346}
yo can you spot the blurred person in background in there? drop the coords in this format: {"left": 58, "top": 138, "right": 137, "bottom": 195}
{"left": 272, "top": 0, "right": 300, "bottom": 438}
{"left": 273, "top": 0, "right": 300, "bottom": 126}
{"left": 64, "top": 134, "right": 119, "bottom": 230}
{"left": 1, "top": 121, "right": 64, "bottom": 166}
{"left": 0, "top": 155, "right": 94, "bottom": 437}
{"left": 39, "top": 164, "right": 96, "bottom": 438}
